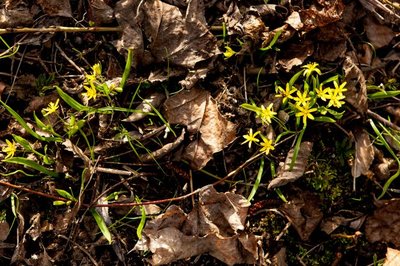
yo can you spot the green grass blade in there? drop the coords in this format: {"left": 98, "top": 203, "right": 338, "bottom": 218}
{"left": 0, "top": 100, "right": 48, "bottom": 142}
{"left": 55, "top": 86, "right": 92, "bottom": 112}
{"left": 120, "top": 49, "right": 132, "bottom": 89}
{"left": 3, "top": 157, "right": 58, "bottom": 177}
{"left": 369, "top": 120, "right": 400, "bottom": 199}
{"left": 91, "top": 209, "right": 112, "bottom": 244}
{"left": 135, "top": 196, "right": 146, "bottom": 240}
{"left": 247, "top": 157, "right": 264, "bottom": 202}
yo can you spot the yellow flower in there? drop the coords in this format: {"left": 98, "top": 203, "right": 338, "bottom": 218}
{"left": 302, "top": 62, "right": 322, "bottom": 80}
{"left": 293, "top": 90, "right": 311, "bottom": 106}
{"left": 2, "top": 139, "right": 16, "bottom": 159}
{"left": 259, "top": 137, "right": 275, "bottom": 155}
{"left": 82, "top": 84, "right": 98, "bottom": 101}
{"left": 295, "top": 102, "right": 317, "bottom": 125}
{"left": 223, "top": 46, "right": 236, "bottom": 59}
{"left": 315, "top": 85, "right": 331, "bottom": 101}
{"left": 257, "top": 103, "right": 277, "bottom": 125}
{"left": 276, "top": 83, "right": 297, "bottom": 104}
{"left": 333, "top": 81, "right": 347, "bottom": 95}
{"left": 42, "top": 99, "right": 60, "bottom": 117}
{"left": 92, "top": 63, "right": 102, "bottom": 77}
{"left": 242, "top": 129, "right": 260, "bottom": 148}
{"left": 327, "top": 90, "right": 346, "bottom": 108}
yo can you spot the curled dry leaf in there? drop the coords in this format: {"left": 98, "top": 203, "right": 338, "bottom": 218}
{"left": 134, "top": 185, "right": 257, "bottom": 265}
{"left": 364, "top": 16, "right": 395, "bottom": 49}
{"left": 0, "top": 4, "right": 34, "bottom": 27}
{"left": 280, "top": 192, "right": 323, "bottom": 241}
{"left": 88, "top": 0, "right": 114, "bottom": 25}
{"left": 351, "top": 127, "right": 374, "bottom": 179}
{"left": 320, "top": 211, "right": 366, "bottom": 235}
{"left": 365, "top": 199, "right": 400, "bottom": 247}
{"left": 268, "top": 141, "right": 313, "bottom": 189}
{"left": 115, "top": 0, "right": 219, "bottom": 68}
{"left": 37, "top": 0, "right": 72, "bottom": 17}
{"left": 384, "top": 248, "right": 400, "bottom": 266}
{"left": 343, "top": 56, "right": 368, "bottom": 114}
{"left": 164, "top": 88, "right": 236, "bottom": 169}
{"left": 123, "top": 92, "right": 166, "bottom": 123}
{"left": 298, "top": 1, "right": 345, "bottom": 32}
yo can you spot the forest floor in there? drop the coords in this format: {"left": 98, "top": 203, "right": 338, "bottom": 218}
{"left": 0, "top": 0, "right": 400, "bottom": 265}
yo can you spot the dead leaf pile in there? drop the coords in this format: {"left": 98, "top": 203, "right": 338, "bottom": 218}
{"left": 365, "top": 199, "right": 400, "bottom": 247}
{"left": 134, "top": 185, "right": 257, "bottom": 265}
{"left": 164, "top": 88, "right": 237, "bottom": 169}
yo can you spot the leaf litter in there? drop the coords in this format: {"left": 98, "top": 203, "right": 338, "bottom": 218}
{"left": 0, "top": 0, "right": 399, "bottom": 265}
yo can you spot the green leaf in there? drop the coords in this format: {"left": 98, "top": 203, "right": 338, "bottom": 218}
{"left": 12, "top": 135, "right": 33, "bottom": 152}
{"left": 289, "top": 69, "right": 304, "bottom": 86}
{"left": 368, "top": 90, "right": 400, "bottom": 100}
{"left": 55, "top": 86, "right": 92, "bottom": 112}
{"left": 313, "top": 116, "right": 337, "bottom": 123}
{"left": 259, "top": 29, "right": 282, "bottom": 51}
{"left": 135, "top": 196, "right": 147, "bottom": 240}
{"left": 91, "top": 209, "right": 112, "bottom": 244}
{"left": 53, "top": 201, "right": 66, "bottom": 206}
{"left": 120, "top": 48, "right": 132, "bottom": 89}
{"left": 3, "top": 157, "right": 58, "bottom": 177}
{"left": 247, "top": 157, "right": 264, "bottom": 202}
{"left": 55, "top": 189, "right": 77, "bottom": 201}
{"left": 0, "top": 100, "right": 49, "bottom": 142}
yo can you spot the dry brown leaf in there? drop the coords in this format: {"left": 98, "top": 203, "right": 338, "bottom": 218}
{"left": 0, "top": 4, "right": 34, "bottom": 27}
{"left": 343, "top": 56, "right": 368, "bottom": 114}
{"left": 88, "top": 0, "right": 114, "bottom": 25}
{"left": 280, "top": 192, "right": 323, "bottom": 241}
{"left": 384, "top": 248, "right": 400, "bottom": 266}
{"left": 365, "top": 199, "right": 400, "bottom": 247}
{"left": 299, "top": 1, "right": 345, "bottom": 32}
{"left": 0, "top": 221, "right": 10, "bottom": 241}
{"left": 37, "top": 0, "right": 72, "bottom": 17}
{"left": 320, "top": 211, "right": 366, "bottom": 235}
{"left": 134, "top": 185, "right": 257, "bottom": 265}
{"left": 278, "top": 41, "right": 314, "bottom": 71}
{"left": 268, "top": 141, "right": 313, "bottom": 189}
{"left": 164, "top": 88, "right": 236, "bottom": 169}
{"left": 364, "top": 16, "right": 395, "bottom": 49}
{"left": 115, "top": 0, "right": 219, "bottom": 69}
{"left": 351, "top": 127, "right": 374, "bottom": 179}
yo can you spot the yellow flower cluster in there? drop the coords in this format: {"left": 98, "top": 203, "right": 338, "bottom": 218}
{"left": 242, "top": 129, "right": 275, "bottom": 155}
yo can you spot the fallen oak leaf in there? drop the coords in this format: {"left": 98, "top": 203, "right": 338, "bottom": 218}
{"left": 268, "top": 141, "right": 313, "bottom": 189}
{"left": 134, "top": 185, "right": 257, "bottom": 265}
{"left": 164, "top": 88, "right": 236, "bottom": 169}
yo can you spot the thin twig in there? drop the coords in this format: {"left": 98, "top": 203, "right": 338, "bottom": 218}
{"left": 54, "top": 42, "right": 85, "bottom": 75}
{"left": 58, "top": 235, "right": 99, "bottom": 266}
{"left": 0, "top": 26, "right": 122, "bottom": 35}
{"left": 367, "top": 109, "right": 400, "bottom": 131}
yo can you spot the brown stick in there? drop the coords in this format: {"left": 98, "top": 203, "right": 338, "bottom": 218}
{"left": 0, "top": 26, "right": 122, "bottom": 35}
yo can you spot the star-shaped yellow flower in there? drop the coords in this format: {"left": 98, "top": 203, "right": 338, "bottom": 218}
{"left": 2, "top": 139, "right": 16, "bottom": 159}
{"left": 259, "top": 137, "right": 275, "bottom": 155}
{"left": 257, "top": 103, "right": 277, "bottom": 125}
{"left": 295, "top": 102, "right": 317, "bottom": 125}
{"left": 276, "top": 83, "right": 297, "bottom": 104}
{"left": 302, "top": 62, "right": 322, "bottom": 80}
{"left": 315, "top": 85, "right": 331, "bottom": 101}
{"left": 42, "top": 99, "right": 60, "bottom": 117}
{"left": 82, "top": 84, "right": 98, "bottom": 102}
{"left": 242, "top": 129, "right": 260, "bottom": 148}
{"left": 293, "top": 90, "right": 311, "bottom": 106}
